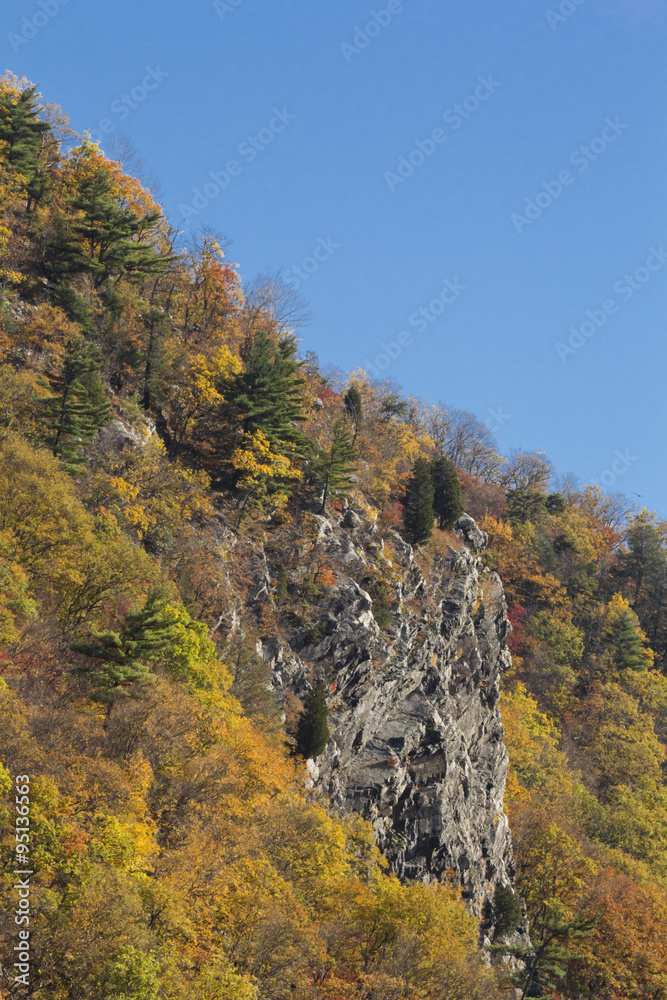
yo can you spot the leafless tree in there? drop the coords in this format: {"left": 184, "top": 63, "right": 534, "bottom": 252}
{"left": 427, "top": 404, "right": 501, "bottom": 481}
{"left": 106, "top": 132, "right": 164, "bottom": 201}
{"left": 241, "top": 269, "right": 312, "bottom": 338}
{"left": 498, "top": 448, "right": 554, "bottom": 493}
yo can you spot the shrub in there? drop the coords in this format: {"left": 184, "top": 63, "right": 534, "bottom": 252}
{"left": 493, "top": 884, "right": 522, "bottom": 938}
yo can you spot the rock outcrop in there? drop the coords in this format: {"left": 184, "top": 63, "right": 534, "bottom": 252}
{"left": 262, "top": 511, "right": 525, "bottom": 941}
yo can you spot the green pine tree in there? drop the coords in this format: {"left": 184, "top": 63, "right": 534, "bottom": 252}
{"left": 71, "top": 586, "right": 180, "bottom": 699}
{"left": 52, "top": 283, "right": 95, "bottom": 336}
{"left": 613, "top": 609, "right": 648, "bottom": 671}
{"left": 545, "top": 492, "right": 567, "bottom": 515}
{"left": 430, "top": 454, "right": 463, "bottom": 530}
{"left": 343, "top": 384, "right": 363, "bottom": 446}
{"left": 493, "top": 885, "right": 523, "bottom": 939}
{"left": 139, "top": 306, "right": 170, "bottom": 411}
{"left": 52, "top": 167, "right": 172, "bottom": 287}
{"left": 312, "top": 417, "right": 357, "bottom": 515}
{"left": 506, "top": 486, "right": 547, "bottom": 525}
{"left": 41, "top": 337, "right": 110, "bottom": 474}
{"left": 295, "top": 680, "right": 330, "bottom": 759}
{"left": 517, "top": 904, "right": 596, "bottom": 1000}
{"left": 402, "top": 457, "right": 435, "bottom": 546}
{"left": 380, "top": 392, "right": 409, "bottom": 420}
{"left": 0, "top": 84, "right": 50, "bottom": 206}
{"left": 228, "top": 329, "right": 307, "bottom": 460}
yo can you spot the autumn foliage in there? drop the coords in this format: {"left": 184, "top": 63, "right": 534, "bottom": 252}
{"left": 0, "top": 74, "right": 666, "bottom": 1000}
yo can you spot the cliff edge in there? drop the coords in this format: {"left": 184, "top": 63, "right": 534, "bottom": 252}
{"left": 259, "top": 511, "right": 527, "bottom": 946}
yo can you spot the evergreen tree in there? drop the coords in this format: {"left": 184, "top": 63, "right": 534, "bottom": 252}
{"left": 613, "top": 609, "right": 648, "bottom": 671}
{"left": 402, "top": 457, "right": 435, "bottom": 546}
{"left": 506, "top": 486, "right": 547, "bottom": 525}
{"left": 0, "top": 85, "right": 50, "bottom": 205}
{"left": 71, "top": 586, "right": 180, "bottom": 698}
{"left": 41, "top": 337, "right": 110, "bottom": 473}
{"left": 343, "top": 384, "right": 363, "bottom": 446}
{"left": 545, "top": 492, "right": 567, "bottom": 515}
{"left": 53, "top": 167, "right": 171, "bottom": 287}
{"left": 430, "top": 454, "right": 463, "bottom": 530}
{"left": 380, "top": 392, "right": 409, "bottom": 420}
{"left": 52, "top": 283, "right": 95, "bottom": 336}
{"left": 517, "top": 904, "right": 596, "bottom": 1000}
{"left": 139, "top": 306, "right": 170, "bottom": 410}
{"left": 312, "top": 417, "right": 356, "bottom": 515}
{"left": 295, "top": 680, "right": 330, "bottom": 759}
{"left": 493, "top": 885, "right": 523, "bottom": 939}
{"left": 229, "top": 330, "right": 307, "bottom": 457}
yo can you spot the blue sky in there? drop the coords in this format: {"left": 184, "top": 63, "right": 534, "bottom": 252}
{"left": 3, "top": 0, "right": 667, "bottom": 509}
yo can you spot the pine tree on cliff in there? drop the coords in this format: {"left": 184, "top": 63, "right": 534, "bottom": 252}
{"left": 41, "top": 337, "right": 110, "bottom": 474}
{"left": 613, "top": 610, "right": 648, "bottom": 671}
{"left": 71, "top": 585, "right": 179, "bottom": 698}
{"left": 402, "top": 457, "right": 435, "bottom": 546}
{"left": 430, "top": 454, "right": 463, "bottom": 530}
{"left": 0, "top": 85, "right": 50, "bottom": 206}
{"left": 343, "top": 384, "right": 363, "bottom": 446}
{"left": 229, "top": 330, "right": 307, "bottom": 458}
{"left": 52, "top": 166, "right": 170, "bottom": 287}
{"left": 312, "top": 417, "right": 356, "bottom": 515}
{"left": 295, "top": 681, "right": 330, "bottom": 759}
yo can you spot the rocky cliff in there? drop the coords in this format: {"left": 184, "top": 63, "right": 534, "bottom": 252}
{"left": 258, "top": 510, "right": 525, "bottom": 944}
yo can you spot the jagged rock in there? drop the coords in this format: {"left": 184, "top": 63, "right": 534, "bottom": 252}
{"left": 454, "top": 513, "right": 489, "bottom": 553}
{"left": 310, "top": 514, "right": 334, "bottom": 539}
{"left": 261, "top": 514, "right": 528, "bottom": 946}
{"left": 342, "top": 508, "right": 363, "bottom": 530}
{"left": 96, "top": 419, "right": 154, "bottom": 452}
{"left": 262, "top": 636, "right": 283, "bottom": 669}
{"left": 9, "top": 300, "right": 36, "bottom": 322}
{"left": 250, "top": 550, "right": 274, "bottom": 605}
{"left": 305, "top": 758, "right": 320, "bottom": 790}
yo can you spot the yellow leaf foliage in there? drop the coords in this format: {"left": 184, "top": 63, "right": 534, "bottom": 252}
{"left": 83, "top": 434, "right": 212, "bottom": 540}
{"left": 231, "top": 429, "right": 302, "bottom": 511}
{"left": 59, "top": 139, "right": 162, "bottom": 219}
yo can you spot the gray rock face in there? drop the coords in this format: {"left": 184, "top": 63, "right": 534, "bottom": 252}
{"left": 264, "top": 512, "right": 523, "bottom": 939}
{"left": 96, "top": 419, "right": 155, "bottom": 451}
{"left": 454, "top": 513, "right": 489, "bottom": 554}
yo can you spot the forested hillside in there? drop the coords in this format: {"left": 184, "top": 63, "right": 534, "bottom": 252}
{"left": 0, "top": 73, "right": 666, "bottom": 1000}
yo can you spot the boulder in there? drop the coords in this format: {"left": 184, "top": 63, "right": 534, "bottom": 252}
{"left": 454, "top": 513, "right": 489, "bottom": 553}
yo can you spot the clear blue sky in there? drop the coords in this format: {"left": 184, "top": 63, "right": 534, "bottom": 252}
{"left": 4, "top": 0, "right": 667, "bottom": 508}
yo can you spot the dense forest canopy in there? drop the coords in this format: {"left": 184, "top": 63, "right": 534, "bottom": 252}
{"left": 0, "top": 73, "right": 666, "bottom": 1000}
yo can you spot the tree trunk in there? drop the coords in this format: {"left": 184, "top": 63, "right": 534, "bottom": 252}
{"left": 142, "top": 321, "right": 157, "bottom": 411}
{"left": 319, "top": 472, "right": 331, "bottom": 516}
